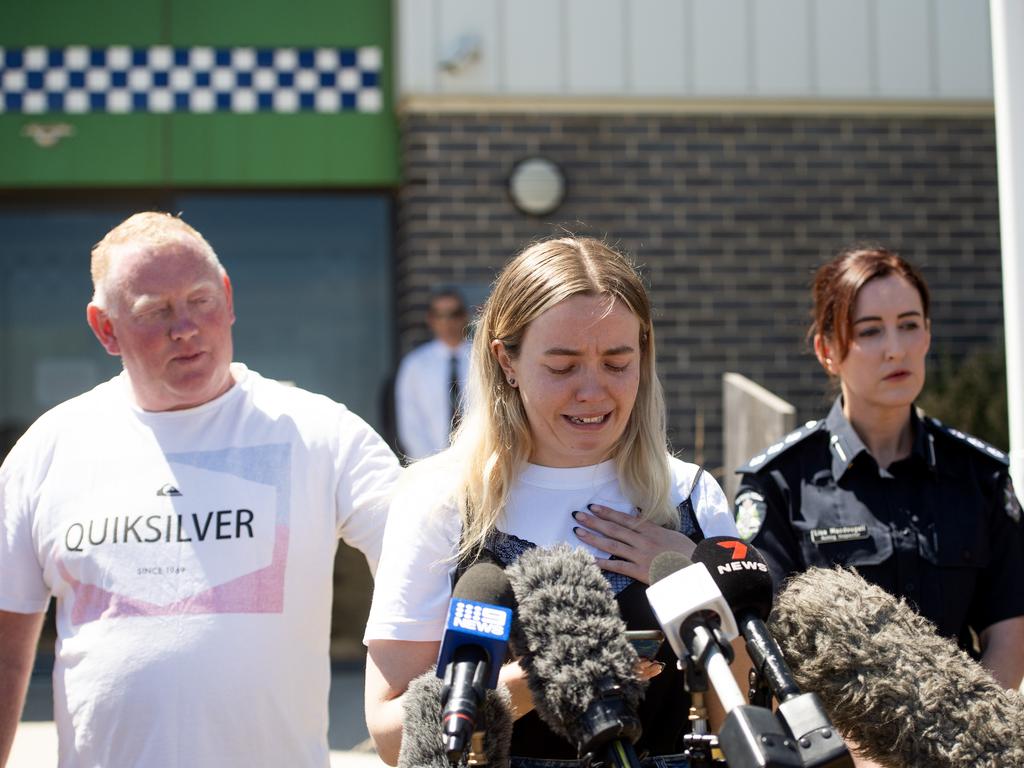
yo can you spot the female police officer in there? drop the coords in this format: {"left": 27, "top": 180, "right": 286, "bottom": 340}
{"left": 734, "top": 245, "right": 1024, "bottom": 690}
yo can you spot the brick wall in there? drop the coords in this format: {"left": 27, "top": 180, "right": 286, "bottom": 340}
{"left": 394, "top": 112, "right": 1003, "bottom": 477}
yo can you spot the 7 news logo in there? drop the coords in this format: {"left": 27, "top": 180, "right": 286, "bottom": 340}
{"left": 715, "top": 539, "right": 769, "bottom": 574}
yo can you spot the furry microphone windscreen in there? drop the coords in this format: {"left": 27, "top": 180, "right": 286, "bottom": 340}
{"left": 398, "top": 669, "right": 514, "bottom": 768}
{"left": 505, "top": 544, "right": 644, "bottom": 747}
{"left": 771, "top": 566, "right": 1024, "bottom": 768}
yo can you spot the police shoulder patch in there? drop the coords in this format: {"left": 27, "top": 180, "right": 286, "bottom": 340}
{"left": 1005, "top": 476, "right": 1022, "bottom": 525}
{"left": 924, "top": 416, "right": 1010, "bottom": 467}
{"left": 734, "top": 488, "right": 767, "bottom": 542}
{"left": 736, "top": 419, "right": 825, "bottom": 475}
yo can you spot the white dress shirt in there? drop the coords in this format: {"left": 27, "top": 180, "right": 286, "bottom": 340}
{"left": 394, "top": 338, "right": 471, "bottom": 460}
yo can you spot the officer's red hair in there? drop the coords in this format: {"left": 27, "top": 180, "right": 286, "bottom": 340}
{"left": 809, "top": 245, "right": 931, "bottom": 364}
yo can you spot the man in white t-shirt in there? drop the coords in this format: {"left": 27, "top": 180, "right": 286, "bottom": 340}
{"left": 394, "top": 289, "right": 471, "bottom": 460}
{"left": 0, "top": 212, "right": 401, "bottom": 767}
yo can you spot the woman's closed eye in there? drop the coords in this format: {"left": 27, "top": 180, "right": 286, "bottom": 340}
{"left": 545, "top": 364, "right": 574, "bottom": 375}
{"left": 545, "top": 361, "right": 631, "bottom": 374}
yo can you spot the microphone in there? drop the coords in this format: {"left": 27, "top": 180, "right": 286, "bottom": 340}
{"left": 399, "top": 669, "right": 514, "bottom": 768}
{"left": 434, "top": 562, "right": 515, "bottom": 764}
{"left": 506, "top": 545, "right": 644, "bottom": 768}
{"left": 646, "top": 552, "right": 803, "bottom": 768}
{"left": 691, "top": 537, "right": 852, "bottom": 767}
{"left": 646, "top": 551, "right": 743, "bottom": 711}
{"left": 772, "top": 566, "right": 1024, "bottom": 768}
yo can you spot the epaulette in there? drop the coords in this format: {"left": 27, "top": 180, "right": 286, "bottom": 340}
{"left": 736, "top": 420, "right": 827, "bottom": 474}
{"left": 923, "top": 416, "right": 1009, "bottom": 466}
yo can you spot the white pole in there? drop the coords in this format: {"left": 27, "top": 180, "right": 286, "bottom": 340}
{"left": 990, "top": 0, "right": 1024, "bottom": 491}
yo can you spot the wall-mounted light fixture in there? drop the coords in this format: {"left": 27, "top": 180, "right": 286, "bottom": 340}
{"left": 439, "top": 34, "right": 482, "bottom": 74}
{"left": 508, "top": 157, "right": 566, "bottom": 217}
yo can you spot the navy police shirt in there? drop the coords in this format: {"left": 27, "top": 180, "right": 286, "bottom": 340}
{"left": 734, "top": 397, "right": 1024, "bottom": 654}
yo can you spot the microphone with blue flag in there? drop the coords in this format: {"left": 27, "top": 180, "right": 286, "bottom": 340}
{"left": 436, "top": 562, "right": 515, "bottom": 764}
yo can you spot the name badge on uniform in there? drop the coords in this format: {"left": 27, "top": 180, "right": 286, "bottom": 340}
{"left": 809, "top": 525, "right": 870, "bottom": 545}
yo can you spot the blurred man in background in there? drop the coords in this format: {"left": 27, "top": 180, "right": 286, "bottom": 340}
{"left": 394, "top": 288, "right": 471, "bottom": 460}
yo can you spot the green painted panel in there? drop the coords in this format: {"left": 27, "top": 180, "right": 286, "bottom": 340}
{"left": 165, "top": 0, "right": 397, "bottom": 185}
{"left": 2, "top": 1, "right": 162, "bottom": 44}
{"left": 169, "top": 0, "right": 389, "bottom": 47}
{"left": 2, "top": 0, "right": 163, "bottom": 187}
{"left": 168, "top": 113, "right": 398, "bottom": 185}
{"left": 3, "top": 0, "right": 388, "bottom": 48}
{"left": 0, "top": 0, "right": 396, "bottom": 187}
{"left": 167, "top": 0, "right": 394, "bottom": 111}
{"left": 0, "top": 115, "right": 164, "bottom": 186}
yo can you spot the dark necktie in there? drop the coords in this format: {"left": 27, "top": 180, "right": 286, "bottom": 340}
{"left": 449, "top": 353, "right": 461, "bottom": 431}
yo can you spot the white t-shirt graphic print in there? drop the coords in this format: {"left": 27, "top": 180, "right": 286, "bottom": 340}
{"left": 56, "top": 450, "right": 282, "bottom": 621}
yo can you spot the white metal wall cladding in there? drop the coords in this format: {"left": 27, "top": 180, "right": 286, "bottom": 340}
{"left": 396, "top": 0, "right": 992, "bottom": 101}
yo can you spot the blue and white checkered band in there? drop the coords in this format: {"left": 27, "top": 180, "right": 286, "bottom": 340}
{"left": 0, "top": 45, "right": 382, "bottom": 114}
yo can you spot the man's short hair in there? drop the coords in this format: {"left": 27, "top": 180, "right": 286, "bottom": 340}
{"left": 91, "top": 212, "right": 224, "bottom": 310}
{"left": 427, "top": 288, "right": 467, "bottom": 316}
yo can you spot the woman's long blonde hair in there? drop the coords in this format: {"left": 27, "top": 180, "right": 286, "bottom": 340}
{"left": 444, "top": 236, "right": 676, "bottom": 561}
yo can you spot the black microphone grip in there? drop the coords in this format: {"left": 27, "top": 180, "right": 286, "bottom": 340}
{"left": 737, "top": 612, "right": 801, "bottom": 703}
{"left": 690, "top": 539, "right": 852, "bottom": 768}
{"left": 738, "top": 612, "right": 852, "bottom": 768}
{"left": 441, "top": 650, "right": 489, "bottom": 760}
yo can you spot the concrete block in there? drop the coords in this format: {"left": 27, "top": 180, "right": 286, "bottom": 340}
{"left": 722, "top": 372, "right": 796, "bottom": 502}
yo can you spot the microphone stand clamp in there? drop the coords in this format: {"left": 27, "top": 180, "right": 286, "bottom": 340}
{"left": 577, "top": 678, "right": 643, "bottom": 768}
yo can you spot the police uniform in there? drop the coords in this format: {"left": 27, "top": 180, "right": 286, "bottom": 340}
{"left": 734, "top": 397, "right": 1024, "bottom": 654}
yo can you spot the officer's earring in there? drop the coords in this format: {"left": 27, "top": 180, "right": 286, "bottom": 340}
{"left": 507, "top": 376, "right": 517, "bottom": 387}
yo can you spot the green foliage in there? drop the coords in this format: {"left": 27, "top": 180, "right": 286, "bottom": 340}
{"left": 918, "top": 347, "right": 1009, "bottom": 451}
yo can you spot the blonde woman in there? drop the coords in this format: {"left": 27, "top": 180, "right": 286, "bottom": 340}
{"left": 364, "top": 237, "right": 739, "bottom": 766}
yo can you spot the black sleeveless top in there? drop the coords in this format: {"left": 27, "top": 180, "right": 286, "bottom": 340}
{"left": 456, "top": 469, "right": 707, "bottom": 760}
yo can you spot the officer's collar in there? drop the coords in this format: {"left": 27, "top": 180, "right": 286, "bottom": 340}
{"left": 824, "top": 398, "right": 935, "bottom": 479}
{"left": 824, "top": 398, "right": 866, "bottom": 479}
{"left": 909, "top": 406, "right": 938, "bottom": 472}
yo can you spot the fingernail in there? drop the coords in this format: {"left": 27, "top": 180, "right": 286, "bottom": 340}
{"left": 573, "top": 526, "right": 582, "bottom": 536}
{"left": 587, "top": 503, "right": 596, "bottom": 511}
{"left": 571, "top": 510, "right": 580, "bottom": 519}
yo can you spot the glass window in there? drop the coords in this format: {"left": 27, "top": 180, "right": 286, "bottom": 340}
{"left": 0, "top": 193, "right": 393, "bottom": 458}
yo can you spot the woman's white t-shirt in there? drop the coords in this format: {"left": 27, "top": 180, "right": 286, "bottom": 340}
{"left": 364, "top": 456, "right": 737, "bottom": 643}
